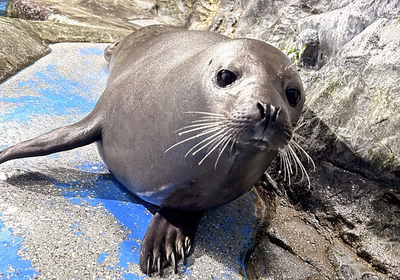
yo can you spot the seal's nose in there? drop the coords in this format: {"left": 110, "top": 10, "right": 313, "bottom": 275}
{"left": 257, "top": 102, "right": 281, "bottom": 124}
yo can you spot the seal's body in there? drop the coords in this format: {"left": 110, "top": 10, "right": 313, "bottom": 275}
{"left": 0, "top": 25, "right": 305, "bottom": 275}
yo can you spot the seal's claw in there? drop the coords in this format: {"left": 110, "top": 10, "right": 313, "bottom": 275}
{"left": 146, "top": 256, "right": 152, "bottom": 276}
{"left": 186, "top": 244, "right": 192, "bottom": 256}
{"left": 157, "top": 256, "right": 162, "bottom": 276}
{"left": 171, "top": 252, "right": 178, "bottom": 274}
{"left": 180, "top": 246, "right": 185, "bottom": 262}
{"left": 139, "top": 208, "right": 204, "bottom": 275}
{"left": 185, "top": 236, "right": 190, "bottom": 250}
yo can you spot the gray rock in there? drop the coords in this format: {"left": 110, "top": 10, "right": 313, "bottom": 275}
{"left": 304, "top": 18, "right": 400, "bottom": 174}
{"left": 183, "top": 0, "right": 400, "bottom": 69}
{"left": 6, "top": 0, "right": 152, "bottom": 29}
{"left": 299, "top": 0, "right": 400, "bottom": 67}
{"left": 299, "top": 28, "right": 319, "bottom": 67}
{"left": 0, "top": 17, "right": 50, "bottom": 84}
{"left": 247, "top": 190, "right": 396, "bottom": 279}
{"left": 255, "top": 106, "right": 400, "bottom": 279}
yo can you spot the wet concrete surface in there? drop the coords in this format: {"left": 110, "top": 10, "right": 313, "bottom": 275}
{"left": 0, "top": 43, "right": 264, "bottom": 279}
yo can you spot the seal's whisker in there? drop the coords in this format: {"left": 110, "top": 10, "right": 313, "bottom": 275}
{"left": 277, "top": 136, "right": 314, "bottom": 188}
{"left": 218, "top": 129, "right": 236, "bottom": 153}
{"left": 178, "top": 123, "right": 222, "bottom": 136}
{"left": 192, "top": 116, "right": 228, "bottom": 122}
{"left": 286, "top": 150, "right": 293, "bottom": 185}
{"left": 291, "top": 131, "right": 306, "bottom": 142}
{"left": 228, "top": 129, "right": 241, "bottom": 155}
{"left": 279, "top": 149, "right": 284, "bottom": 176}
{"left": 293, "top": 121, "right": 308, "bottom": 131}
{"left": 192, "top": 132, "right": 226, "bottom": 156}
{"left": 214, "top": 134, "right": 234, "bottom": 169}
{"left": 184, "top": 129, "right": 227, "bottom": 157}
{"left": 288, "top": 145, "right": 303, "bottom": 180}
{"left": 165, "top": 127, "right": 221, "bottom": 153}
{"left": 229, "top": 128, "right": 245, "bottom": 155}
{"left": 176, "top": 122, "right": 224, "bottom": 134}
{"left": 282, "top": 149, "right": 291, "bottom": 185}
{"left": 286, "top": 144, "right": 297, "bottom": 176}
{"left": 287, "top": 144, "right": 311, "bottom": 188}
{"left": 283, "top": 130, "right": 292, "bottom": 139}
{"left": 198, "top": 135, "right": 229, "bottom": 166}
{"left": 280, "top": 149, "right": 287, "bottom": 182}
{"left": 184, "top": 111, "right": 225, "bottom": 117}
{"left": 290, "top": 140, "right": 315, "bottom": 170}
{"left": 205, "top": 128, "right": 234, "bottom": 154}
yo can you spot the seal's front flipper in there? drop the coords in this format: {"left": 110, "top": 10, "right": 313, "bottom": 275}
{"left": 139, "top": 208, "right": 204, "bottom": 276}
{"left": 0, "top": 114, "right": 101, "bottom": 164}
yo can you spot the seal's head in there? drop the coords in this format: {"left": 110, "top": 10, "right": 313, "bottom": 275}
{"left": 171, "top": 38, "right": 305, "bottom": 168}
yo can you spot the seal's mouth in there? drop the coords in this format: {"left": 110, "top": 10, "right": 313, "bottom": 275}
{"left": 238, "top": 125, "right": 292, "bottom": 152}
{"left": 238, "top": 103, "right": 293, "bottom": 151}
{"left": 238, "top": 139, "right": 271, "bottom": 151}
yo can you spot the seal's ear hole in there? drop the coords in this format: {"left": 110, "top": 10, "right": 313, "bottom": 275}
{"left": 285, "top": 88, "right": 301, "bottom": 107}
{"left": 216, "top": 69, "right": 237, "bottom": 88}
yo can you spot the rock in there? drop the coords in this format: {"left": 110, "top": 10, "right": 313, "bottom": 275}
{"left": 299, "top": 29, "right": 319, "bottom": 68}
{"left": 6, "top": 0, "right": 184, "bottom": 28}
{"left": 299, "top": 0, "right": 400, "bottom": 67}
{"left": 304, "top": 18, "right": 400, "bottom": 174}
{"left": 0, "top": 16, "right": 133, "bottom": 84}
{"left": 6, "top": 0, "right": 152, "bottom": 29}
{"left": 0, "top": 17, "right": 50, "bottom": 84}
{"left": 247, "top": 190, "right": 397, "bottom": 279}
{"left": 183, "top": 0, "right": 400, "bottom": 69}
{"left": 253, "top": 106, "right": 400, "bottom": 279}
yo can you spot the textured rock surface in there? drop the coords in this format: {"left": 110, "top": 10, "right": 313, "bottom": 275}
{"left": 250, "top": 108, "right": 400, "bottom": 279}
{"left": 298, "top": 0, "right": 400, "bottom": 67}
{"left": 247, "top": 196, "right": 388, "bottom": 280}
{"left": 7, "top": 0, "right": 150, "bottom": 28}
{"left": 1, "top": 0, "right": 186, "bottom": 84}
{"left": 0, "top": 17, "right": 50, "bottom": 83}
{"left": 304, "top": 17, "right": 400, "bottom": 174}
{"left": 183, "top": 0, "right": 400, "bottom": 68}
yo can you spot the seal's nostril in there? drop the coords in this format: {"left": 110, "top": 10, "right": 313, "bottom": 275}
{"left": 271, "top": 106, "right": 281, "bottom": 122}
{"left": 257, "top": 102, "right": 266, "bottom": 120}
{"left": 257, "top": 102, "right": 273, "bottom": 122}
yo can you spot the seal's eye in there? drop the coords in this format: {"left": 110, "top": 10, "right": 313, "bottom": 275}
{"left": 216, "top": 69, "right": 237, "bottom": 88}
{"left": 286, "top": 88, "right": 301, "bottom": 107}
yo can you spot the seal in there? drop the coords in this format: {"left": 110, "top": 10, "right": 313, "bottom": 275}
{"left": 0, "top": 25, "right": 305, "bottom": 275}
